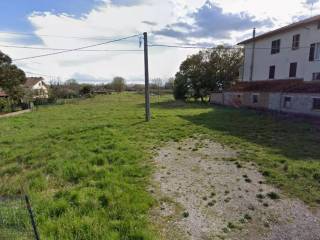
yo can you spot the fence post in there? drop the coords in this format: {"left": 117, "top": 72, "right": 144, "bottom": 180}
{"left": 24, "top": 195, "right": 40, "bottom": 240}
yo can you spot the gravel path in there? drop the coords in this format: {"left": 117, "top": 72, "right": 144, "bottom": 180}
{"left": 150, "top": 138, "right": 320, "bottom": 240}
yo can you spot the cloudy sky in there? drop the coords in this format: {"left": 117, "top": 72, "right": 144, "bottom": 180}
{"left": 0, "top": 0, "right": 319, "bottom": 83}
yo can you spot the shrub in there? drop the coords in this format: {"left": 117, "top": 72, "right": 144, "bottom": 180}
{"left": 313, "top": 173, "right": 320, "bottom": 183}
{"left": 267, "top": 192, "right": 280, "bottom": 200}
{"left": 0, "top": 98, "right": 10, "bottom": 112}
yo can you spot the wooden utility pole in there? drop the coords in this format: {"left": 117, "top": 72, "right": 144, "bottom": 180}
{"left": 144, "top": 32, "right": 151, "bottom": 122}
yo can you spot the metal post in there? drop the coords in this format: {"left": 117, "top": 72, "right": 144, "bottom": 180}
{"left": 249, "top": 28, "right": 256, "bottom": 82}
{"left": 25, "top": 195, "right": 40, "bottom": 240}
{"left": 143, "top": 32, "right": 151, "bottom": 122}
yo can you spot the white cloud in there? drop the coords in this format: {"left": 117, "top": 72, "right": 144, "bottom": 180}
{"left": 0, "top": 0, "right": 318, "bottom": 83}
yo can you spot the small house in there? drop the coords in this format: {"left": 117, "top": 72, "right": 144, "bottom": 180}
{"left": 24, "top": 77, "right": 49, "bottom": 99}
{"left": 0, "top": 88, "right": 8, "bottom": 98}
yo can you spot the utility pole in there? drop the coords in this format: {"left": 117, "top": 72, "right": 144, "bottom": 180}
{"left": 249, "top": 28, "right": 256, "bottom": 82}
{"left": 144, "top": 32, "right": 151, "bottom": 122}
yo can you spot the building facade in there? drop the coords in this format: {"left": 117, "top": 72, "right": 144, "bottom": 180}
{"left": 239, "top": 15, "right": 320, "bottom": 82}
{"left": 211, "top": 15, "right": 320, "bottom": 117}
{"left": 24, "top": 77, "right": 49, "bottom": 99}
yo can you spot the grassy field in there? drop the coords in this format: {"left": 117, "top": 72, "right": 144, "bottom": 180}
{"left": 0, "top": 93, "right": 319, "bottom": 239}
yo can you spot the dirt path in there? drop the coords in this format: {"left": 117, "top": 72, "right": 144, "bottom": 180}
{"left": 0, "top": 110, "right": 31, "bottom": 119}
{"left": 151, "top": 138, "right": 320, "bottom": 240}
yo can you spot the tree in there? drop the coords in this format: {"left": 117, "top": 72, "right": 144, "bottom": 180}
{"left": 0, "top": 51, "right": 26, "bottom": 100}
{"left": 173, "top": 72, "right": 189, "bottom": 100}
{"left": 65, "top": 79, "right": 78, "bottom": 86}
{"left": 173, "top": 46, "right": 243, "bottom": 102}
{"left": 164, "top": 78, "right": 175, "bottom": 90}
{"left": 173, "top": 52, "right": 207, "bottom": 101}
{"left": 112, "top": 77, "right": 126, "bottom": 93}
{"left": 79, "top": 85, "right": 92, "bottom": 96}
{"left": 151, "top": 78, "right": 163, "bottom": 89}
{"left": 152, "top": 78, "right": 163, "bottom": 95}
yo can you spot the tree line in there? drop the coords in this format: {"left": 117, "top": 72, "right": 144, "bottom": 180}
{"left": 173, "top": 46, "right": 243, "bottom": 102}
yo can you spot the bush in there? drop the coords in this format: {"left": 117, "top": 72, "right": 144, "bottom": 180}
{"left": 0, "top": 98, "right": 12, "bottom": 112}
{"left": 34, "top": 98, "right": 49, "bottom": 106}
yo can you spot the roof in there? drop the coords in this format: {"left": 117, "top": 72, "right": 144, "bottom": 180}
{"left": 24, "top": 77, "right": 44, "bottom": 88}
{"left": 226, "top": 79, "right": 320, "bottom": 93}
{"left": 0, "top": 88, "right": 8, "bottom": 97}
{"left": 238, "top": 15, "right": 320, "bottom": 45}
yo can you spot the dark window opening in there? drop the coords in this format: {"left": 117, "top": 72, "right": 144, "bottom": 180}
{"left": 292, "top": 34, "right": 300, "bottom": 50}
{"left": 318, "top": 21, "right": 320, "bottom": 29}
{"left": 312, "top": 72, "right": 320, "bottom": 81}
{"left": 312, "top": 98, "right": 320, "bottom": 110}
{"left": 289, "top": 62, "right": 297, "bottom": 78}
{"left": 271, "top": 39, "right": 281, "bottom": 54}
{"left": 310, "top": 43, "right": 320, "bottom": 61}
{"left": 269, "top": 65, "right": 275, "bottom": 79}
{"left": 252, "top": 94, "right": 259, "bottom": 104}
{"left": 283, "top": 96, "right": 292, "bottom": 109}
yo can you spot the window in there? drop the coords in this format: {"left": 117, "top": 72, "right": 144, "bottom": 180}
{"left": 269, "top": 65, "right": 276, "bottom": 79}
{"left": 318, "top": 21, "right": 320, "bottom": 29}
{"left": 289, "top": 62, "right": 297, "bottom": 78}
{"left": 309, "top": 42, "right": 320, "bottom": 61}
{"left": 312, "top": 98, "right": 320, "bottom": 110}
{"left": 283, "top": 96, "right": 292, "bottom": 109}
{"left": 271, "top": 39, "right": 281, "bottom": 54}
{"left": 292, "top": 34, "right": 300, "bottom": 50}
{"left": 252, "top": 94, "right": 259, "bottom": 104}
{"left": 312, "top": 72, "right": 320, "bottom": 81}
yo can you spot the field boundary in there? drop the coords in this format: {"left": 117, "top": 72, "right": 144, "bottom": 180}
{"left": 0, "top": 109, "right": 31, "bottom": 119}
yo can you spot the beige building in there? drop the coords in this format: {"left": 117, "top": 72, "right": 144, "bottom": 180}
{"left": 24, "top": 77, "right": 49, "bottom": 99}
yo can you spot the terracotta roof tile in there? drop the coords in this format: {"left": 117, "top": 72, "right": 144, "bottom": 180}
{"left": 226, "top": 79, "right": 320, "bottom": 93}
{"left": 24, "top": 77, "right": 44, "bottom": 88}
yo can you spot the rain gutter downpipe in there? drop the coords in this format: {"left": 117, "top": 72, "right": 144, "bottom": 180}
{"left": 249, "top": 28, "right": 256, "bottom": 82}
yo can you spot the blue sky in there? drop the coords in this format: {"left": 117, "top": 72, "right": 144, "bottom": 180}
{"left": 0, "top": 0, "right": 103, "bottom": 44}
{"left": 0, "top": 0, "right": 319, "bottom": 83}
{"left": 0, "top": 1, "right": 104, "bottom": 31}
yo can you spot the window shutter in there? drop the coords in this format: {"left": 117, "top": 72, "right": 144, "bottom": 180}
{"left": 309, "top": 43, "right": 315, "bottom": 61}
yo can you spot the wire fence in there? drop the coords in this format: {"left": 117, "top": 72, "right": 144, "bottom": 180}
{"left": 0, "top": 196, "right": 38, "bottom": 240}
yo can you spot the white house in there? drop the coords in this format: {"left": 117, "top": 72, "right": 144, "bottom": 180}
{"left": 239, "top": 15, "right": 320, "bottom": 82}
{"left": 24, "top": 77, "right": 49, "bottom": 99}
{"left": 210, "top": 15, "right": 320, "bottom": 117}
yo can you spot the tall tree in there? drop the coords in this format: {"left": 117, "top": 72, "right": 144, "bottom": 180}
{"left": 173, "top": 46, "right": 243, "bottom": 102}
{"left": 112, "top": 77, "right": 126, "bottom": 93}
{"left": 164, "top": 77, "right": 175, "bottom": 90}
{"left": 0, "top": 51, "right": 26, "bottom": 100}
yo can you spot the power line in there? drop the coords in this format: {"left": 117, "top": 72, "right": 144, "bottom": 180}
{"left": 12, "top": 34, "right": 142, "bottom": 61}
{"left": 0, "top": 44, "right": 143, "bottom": 52}
{"left": 148, "top": 44, "right": 214, "bottom": 49}
{"left": 0, "top": 30, "right": 137, "bottom": 42}
{"left": 148, "top": 43, "right": 314, "bottom": 50}
{"left": 24, "top": 71, "right": 56, "bottom": 78}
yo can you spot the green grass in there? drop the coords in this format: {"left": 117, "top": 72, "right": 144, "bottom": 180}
{"left": 0, "top": 93, "right": 319, "bottom": 239}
